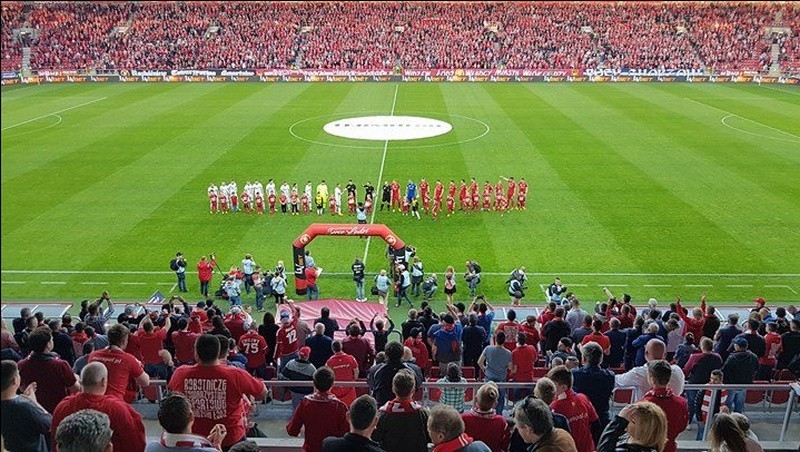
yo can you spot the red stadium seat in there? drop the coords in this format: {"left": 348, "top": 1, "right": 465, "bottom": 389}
{"left": 745, "top": 381, "right": 769, "bottom": 408}
{"left": 532, "top": 368, "right": 548, "bottom": 378}
{"left": 430, "top": 366, "right": 440, "bottom": 378}
{"left": 766, "top": 381, "right": 793, "bottom": 410}
{"left": 462, "top": 366, "right": 476, "bottom": 379}
{"left": 428, "top": 378, "right": 441, "bottom": 402}
{"left": 611, "top": 367, "right": 627, "bottom": 375}
{"left": 612, "top": 388, "right": 634, "bottom": 407}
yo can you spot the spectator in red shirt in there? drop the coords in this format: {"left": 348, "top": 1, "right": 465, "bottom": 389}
{"left": 52, "top": 362, "right": 146, "bottom": 452}
{"left": 640, "top": 360, "right": 688, "bottom": 452}
{"left": 547, "top": 365, "right": 599, "bottom": 452}
{"left": 136, "top": 316, "right": 172, "bottom": 380}
{"left": 224, "top": 307, "right": 248, "bottom": 342}
{"left": 327, "top": 340, "right": 360, "bottom": 407}
{"left": 305, "top": 265, "right": 322, "bottom": 301}
{"left": 510, "top": 333, "right": 537, "bottom": 399}
{"left": 287, "top": 366, "right": 349, "bottom": 452}
{"left": 18, "top": 327, "right": 80, "bottom": 413}
{"left": 403, "top": 328, "right": 431, "bottom": 376}
{"left": 520, "top": 316, "right": 540, "bottom": 352}
{"left": 676, "top": 296, "right": 707, "bottom": 341}
{"left": 494, "top": 309, "right": 521, "bottom": 352}
{"left": 342, "top": 322, "right": 375, "bottom": 378}
{"left": 238, "top": 322, "right": 268, "bottom": 378}
{"left": 758, "top": 322, "right": 782, "bottom": 380}
{"left": 462, "top": 382, "right": 509, "bottom": 452}
{"left": 197, "top": 255, "right": 217, "bottom": 298}
{"left": 275, "top": 302, "right": 302, "bottom": 373}
{"left": 581, "top": 320, "right": 611, "bottom": 356}
{"left": 172, "top": 318, "right": 200, "bottom": 366}
{"left": 190, "top": 302, "right": 209, "bottom": 326}
{"left": 169, "top": 334, "right": 268, "bottom": 449}
{"left": 89, "top": 323, "right": 150, "bottom": 403}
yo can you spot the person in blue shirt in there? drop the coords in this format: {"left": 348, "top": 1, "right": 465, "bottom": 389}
{"left": 714, "top": 313, "right": 742, "bottom": 362}
{"left": 406, "top": 180, "right": 417, "bottom": 203}
{"left": 470, "top": 296, "right": 495, "bottom": 346}
{"left": 632, "top": 323, "right": 661, "bottom": 367}
{"left": 604, "top": 318, "right": 627, "bottom": 368}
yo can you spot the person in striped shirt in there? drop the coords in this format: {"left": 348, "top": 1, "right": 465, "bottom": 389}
{"left": 693, "top": 369, "right": 728, "bottom": 440}
{"left": 437, "top": 363, "right": 467, "bottom": 413}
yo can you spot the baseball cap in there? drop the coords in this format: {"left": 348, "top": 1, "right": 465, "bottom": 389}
{"left": 197, "top": 302, "right": 206, "bottom": 308}
{"left": 754, "top": 297, "right": 766, "bottom": 307}
{"left": 733, "top": 337, "right": 748, "bottom": 348}
{"left": 280, "top": 311, "right": 290, "bottom": 322}
{"left": 298, "top": 346, "right": 311, "bottom": 358}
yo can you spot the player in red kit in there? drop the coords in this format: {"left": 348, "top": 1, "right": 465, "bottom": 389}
{"left": 496, "top": 195, "right": 508, "bottom": 217}
{"left": 434, "top": 180, "right": 444, "bottom": 203}
{"left": 300, "top": 193, "right": 310, "bottom": 214}
{"left": 390, "top": 179, "right": 401, "bottom": 211}
{"left": 255, "top": 193, "right": 265, "bottom": 214}
{"left": 471, "top": 191, "right": 480, "bottom": 212}
{"left": 230, "top": 191, "right": 238, "bottom": 213}
{"left": 347, "top": 193, "right": 356, "bottom": 215}
{"left": 462, "top": 195, "right": 472, "bottom": 213}
{"left": 268, "top": 193, "right": 277, "bottom": 214}
{"left": 448, "top": 180, "right": 457, "bottom": 198}
{"left": 431, "top": 197, "right": 441, "bottom": 220}
{"left": 364, "top": 196, "right": 373, "bottom": 214}
{"left": 219, "top": 194, "right": 229, "bottom": 213}
{"left": 446, "top": 194, "right": 455, "bottom": 217}
{"left": 422, "top": 193, "right": 431, "bottom": 213}
{"left": 419, "top": 178, "right": 429, "bottom": 206}
{"left": 469, "top": 178, "right": 478, "bottom": 199}
{"left": 209, "top": 192, "right": 218, "bottom": 214}
{"left": 328, "top": 196, "right": 336, "bottom": 215}
{"left": 517, "top": 192, "right": 526, "bottom": 210}
{"left": 458, "top": 179, "right": 468, "bottom": 210}
{"left": 241, "top": 191, "right": 251, "bottom": 214}
{"left": 504, "top": 176, "right": 516, "bottom": 209}
{"left": 518, "top": 178, "right": 528, "bottom": 210}
{"left": 494, "top": 179, "right": 504, "bottom": 205}
{"left": 401, "top": 198, "right": 410, "bottom": 215}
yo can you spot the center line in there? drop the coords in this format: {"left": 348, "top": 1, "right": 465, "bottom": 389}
{"left": 363, "top": 84, "right": 399, "bottom": 265}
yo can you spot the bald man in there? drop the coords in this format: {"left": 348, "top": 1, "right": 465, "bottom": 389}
{"left": 615, "top": 338, "right": 685, "bottom": 401}
{"left": 51, "top": 362, "right": 146, "bottom": 452}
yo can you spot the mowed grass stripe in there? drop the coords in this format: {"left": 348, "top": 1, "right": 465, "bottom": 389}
{"left": 525, "top": 84, "right": 775, "bottom": 274}
{"left": 471, "top": 84, "right": 637, "bottom": 273}
{"left": 2, "top": 84, "right": 269, "bottom": 270}
{"left": 712, "top": 83, "right": 800, "bottom": 110}
{"left": 608, "top": 84, "right": 800, "bottom": 206}
{"left": 555, "top": 84, "right": 798, "bottom": 272}
{"left": 79, "top": 84, "right": 315, "bottom": 274}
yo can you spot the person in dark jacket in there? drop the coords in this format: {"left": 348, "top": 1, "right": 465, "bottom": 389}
{"left": 369, "top": 315, "right": 395, "bottom": 353}
{"left": 315, "top": 307, "right": 340, "bottom": 340}
{"left": 720, "top": 337, "right": 759, "bottom": 413}
{"left": 281, "top": 346, "right": 317, "bottom": 409}
{"left": 572, "top": 342, "right": 615, "bottom": 444}
{"left": 306, "top": 323, "right": 335, "bottom": 369}
{"left": 512, "top": 396, "right": 577, "bottom": 452}
{"left": 702, "top": 306, "right": 721, "bottom": 340}
{"left": 370, "top": 342, "right": 422, "bottom": 406}
{"left": 322, "top": 395, "right": 386, "bottom": 452}
{"left": 372, "top": 369, "right": 429, "bottom": 452}
{"left": 778, "top": 319, "right": 800, "bottom": 370}
{"left": 462, "top": 314, "right": 487, "bottom": 369}
{"left": 623, "top": 317, "right": 645, "bottom": 371}
{"left": 401, "top": 309, "right": 423, "bottom": 341}
{"left": 596, "top": 402, "right": 667, "bottom": 452}
{"left": 714, "top": 314, "right": 742, "bottom": 362}
{"left": 542, "top": 308, "right": 571, "bottom": 353}
{"left": 48, "top": 319, "right": 76, "bottom": 365}
{"left": 731, "top": 319, "right": 766, "bottom": 359}
{"left": 604, "top": 318, "right": 626, "bottom": 368}
{"left": 258, "top": 311, "right": 279, "bottom": 367}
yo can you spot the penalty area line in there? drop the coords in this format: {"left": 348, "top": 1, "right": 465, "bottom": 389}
{"left": 2, "top": 97, "right": 107, "bottom": 130}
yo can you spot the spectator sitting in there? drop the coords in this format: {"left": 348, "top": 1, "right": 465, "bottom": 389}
{"left": 52, "top": 362, "right": 146, "bottom": 452}
{"left": 55, "top": 408, "right": 113, "bottom": 452}
{"left": 437, "top": 362, "right": 467, "bottom": 413}
{"left": 286, "top": 366, "right": 349, "bottom": 452}
{"left": 462, "top": 382, "right": 509, "bottom": 452}
{"left": 145, "top": 393, "right": 226, "bottom": 451}
{"left": 373, "top": 369, "right": 430, "bottom": 452}
{"left": 428, "top": 404, "right": 491, "bottom": 451}
{"left": 322, "top": 394, "right": 384, "bottom": 452}
{"left": 730, "top": 412, "right": 759, "bottom": 442}
{"left": 596, "top": 401, "right": 667, "bottom": 452}
{"left": 0, "top": 359, "right": 52, "bottom": 452}
{"left": 512, "top": 396, "right": 577, "bottom": 452}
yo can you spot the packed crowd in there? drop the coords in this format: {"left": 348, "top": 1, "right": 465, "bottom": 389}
{"left": 1, "top": 287, "right": 798, "bottom": 452}
{"left": 3, "top": 2, "right": 799, "bottom": 73}
{"left": 206, "top": 177, "right": 529, "bottom": 220}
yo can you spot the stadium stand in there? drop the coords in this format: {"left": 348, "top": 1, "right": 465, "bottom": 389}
{"left": 2, "top": 2, "right": 796, "bottom": 73}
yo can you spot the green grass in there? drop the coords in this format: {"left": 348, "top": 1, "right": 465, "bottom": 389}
{"left": 2, "top": 82, "right": 799, "bottom": 326}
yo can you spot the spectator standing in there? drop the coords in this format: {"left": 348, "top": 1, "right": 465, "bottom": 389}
{"left": 472, "top": 297, "right": 495, "bottom": 346}
{"left": 401, "top": 309, "right": 422, "bottom": 340}
{"left": 287, "top": 366, "right": 349, "bottom": 452}
{"left": 520, "top": 315, "right": 541, "bottom": 351}
{"left": 305, "top": 265, "right": 323, "bottom": 300}
{"left": 322, "top": 394, "right": 384, "bottom": 452}
{"left": 375, "top": 269, "right": 391, "bottom": 305}
{"left": 369, "top": 315, "right": 395, "bottom": 353}
{"left": 596, "top": 402, "right": 667, "bottom": 452}
{"left": 307, "top": 323, "right": 335, "bottom": 369}
{"left": 281, "top": 346, "right": 317, "bottom": 409}
{"left": 674, "top": 333, "right": 698, "bottom": 368}
{"left": 758, "top": 322, "right": 782, "bottom": 380}
{"left": 581, "top": 320, "right": 611, "bottom": 356}
{"left": 410, "top": 256, "right": 424, "bottom": 298}
{"left": 720, "top": 337, "right": 759, "bottom": 413}
{"left": 495, "top": 309, "right": 521, "bottom": 352}
{"left": 73, "top": 342, "right": 94, "bottom": 375}
{"left": 478, "top": 331, "right": 513, "bottom": 415}
{"left": 0, "top": 360, "right": 52, "bottom": 452}
{"left": 52, "top": 362, "right": 146, "bottom": 452}
{"left": 778, "top": 319, "right": 800, "bottom": 370}
{"left": 703, "top": 306, "right": 721, "bottom": 340}
{"left": 615, "top": 339, "right": 685, "bottom": 402}
{"left": 641, "top": 361, "right": 688, "bottom": 452}
{"left": 171, "top": 252, "right": 188, "bottom": 293}
{"left": 693, "top": 369, "right": 728, "bottom": 440}
{"left": 12, "top": 307, "right": 31, "bottom": 335}
{"left": 224, "top": 307, "right": 248, "bottom": 342}
{"left": 566, "top": 299, "right": 588, "bottom": 331}
{"left": 258, "top": 312, "right": 279, "bottom": 367}
{"left": 55, "top": 409, "right": 114, "bottom": 452}
{"left": 632, "top": 324, "right": 661, "bottom": 368}
{"left": 275, "top": 302, "right": 302, "bottom": 373}
{"left": 437, "top": 362, "right": 468, "bottom": 413}
{"left": 547, "top": 365, "right": 598, "bottom": 452}
{"left": 510, "top": 333, "right": 537, "bottom": 399}
{"left": 327, "top": 340, "right": 360, "bottom": 407}
{"left": 433, "top": 313, "right": 463, "bottom": 374}
{"left": 353, "top": 258, "right": 367, "bottom": 302}
{"left": 403, "top": 328, "right": 430, "bottom": 375}
{"left": 49, "top": 318, "right": 77, "bottom": 365}
{"left": 172, "top": 318, "right": 200, "bottom": 366}
{"left": 315, "top": 307, "right": 340, "bottom": 340}
{"left": 572, "top": 342, "right": 614, "bottom": 444}
{"left": 137, "top": 316, "right": 173, "bottom": 380}
{"left": 145, "top": 393, "right": 226, "bottom": 452}
{"left": 18, "top": 327, "right": 80, "bottom": 413}
{"left": 241, "top": 254, "right": 256, "bottom": 295}
{"left": 683, "top": 337, "right": 723, "bottom": 419}
{"left": 343, "top": 322, "right": 376, "bottom": 378}
{"left": 547, "top": 278, "right": 568, "bottom": 304}
{"left": 623, "top": 317, "right": 645, "bottom": 371}
{"left": 169, "top": 334, "right": 268, "bottom": 449}
{"left": 89, "top": 323, "right": 149, "bottom": 403}
{"left": 462, "top": 382, "right": 509, "bottom": 452}
{"left": 197, "top": 255, "right": 216, "bottom": 298}
{"left": 373, "top": 369, "right": 430, "bottom": 452}
{"left": 371, "top": 342, "right": 422, "bottom": 406}
{"left": 85, "top": 292, "right": 115, "bottom": 335}
{"left": 239, "top": 322, "right": 268, "bottom": 378}
{"left": 464, "top": 260, "right": 482, "bottom": 298}
{"left": 542, "top": 308, "right": 571, "bottom": 353}
{"left": 604, "top": 318, "right": 626, "bottom": 368}
{"left": 443, "top": 266, "right": 457, "bottom": 304}
{"left": 715, "top": 313, "right": 742, "bottom": 361}
{"left": 512, "top": 397, "right": 577, "bottom": 452}
{"left": 462, "top": 314, "right": 487, "bottom": 369}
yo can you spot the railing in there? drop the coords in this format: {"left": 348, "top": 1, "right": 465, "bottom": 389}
{"left": 145, "top": 379, "right": 799, "bottom": 442}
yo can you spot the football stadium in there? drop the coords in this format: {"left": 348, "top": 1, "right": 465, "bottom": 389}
{"left": 1, "top": 2, "right": 799, "bottom": 451}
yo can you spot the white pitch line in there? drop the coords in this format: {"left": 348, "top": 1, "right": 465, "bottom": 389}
{"left": 599, "top": 284, "right": 629, "bottom": 287}
{"left": 726, "top": 284, "right": 753, "bottom": 288}
{"left": 2, "top": 270, "right": 799, "bottom": 278}
{"left": 684, "top": 97, "right": 800, "bottom": 140}
{"left": 1, "top": 281, "right": 25, "bottom": 284}
{"left": 643, "top": 284, "right": 672, "bottom": 287}
{"left": 40, "top": 281, "right": 66, "bottom": 285}
{"left": 121, "top": 282, "right": 147, "bottom": 285}
{"left": 363, "top": 84, "right": 399, "bottom": 265}
{"left": 2, "top": 97, "right": 107, "bottom": 130}
{"left": 685, "top": 284, "right": 713, "bottom": 287}
{"left": 764, "top": 285, "right": 798, "bottom": 294}
{"left": 569, "top": 284, "right": 588, "bottom": 287}
{"left": 169, "top": 283, "right": 178, "bottom": 293}
{"left": 80, "top": 282, "right": 108, "bottom": 285}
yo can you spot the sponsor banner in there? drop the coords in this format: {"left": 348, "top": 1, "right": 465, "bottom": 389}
{"left": 583, "top": 68, "right": 704, "bottom": 77}
{"left": 2, "top": 71, "right": 19, "bottom": 79}
{"left": 0, "top": 77, "right": 20, "bottom": 85}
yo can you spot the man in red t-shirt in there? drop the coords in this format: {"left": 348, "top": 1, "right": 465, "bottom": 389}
{"left": 89, "top": 324, "right": 149, "bottom": 403}
{"left": 224, "top": 307, "right": 247, "bottom": 342}
{"left": 52, "top": 362, "right": 146, "bottom": 452}
{"left": 238, "top": 322, "right": 268, "bottom": 378}
{"left": 275, "top": 302, "right": 302, "bottom": 372}
{"left": 641, "top": 360, "right": 688, "bottom": 452}
{"left": 520, "top": 316, "right": 541, "bottom": 352}
{"left": 547, "top": 366, "right": 598, "bottom": 452}
{"left": 172, "top": 318, "right": 200, "bottom": 366}
{"left": 495, "top": 310, "right": 521, "bottom": 352}
{"left": 287, "top": 366, "right": 349, "bottom": 452}
{"left": 169, "top": 334, "right": 268, "bottom": 449}
{"left": 511, "top": 334, "right": 538, "bottom": 383}
{"left": 197, "top": 255, "right": 217, "bottom": 298}
{"left": 326, "top": 340, "right": 359, "bottom": 406}
{"left": 342, "top": 323, "right": 375, "bottom": 378}
{"left": 17, "top": 327, "right": 80, "bottom": 413}
{"left": 136, "top": 316, "right": 172, "bottom": 379}
{"left": 759, "top": 322, "right": 782, "bottom": 380}
{"left": 581, "top": 320, "right": 611, "bottom": 356}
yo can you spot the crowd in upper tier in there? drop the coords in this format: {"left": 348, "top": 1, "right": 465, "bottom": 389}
{"left": 2, "top": 2, "right": 800, "bottom": 73}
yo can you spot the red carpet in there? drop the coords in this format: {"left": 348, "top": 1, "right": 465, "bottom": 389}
{"left": 278, "top": 299, "right": 389, "bottom": 343}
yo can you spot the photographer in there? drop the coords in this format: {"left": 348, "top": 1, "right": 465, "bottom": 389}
{"left": 465, "top": 260, "right": 482, "bottom": 298}
{"left": 241, "top": 254, "right": 256, "bottom": 295}
{"left": 170, "top": 252, "right": 188, "bottom": 293}
{"left": 352, "top": 258, "right": 366, "bottom": 302}
{"left": 547, "top": 278, "right": 568, "bottom": 305}
{"left": 509, "top": 274, "right": 526, "bottom": 306}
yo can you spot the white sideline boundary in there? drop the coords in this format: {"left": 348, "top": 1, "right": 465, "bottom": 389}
{"left": 2, "top": 97, "right": 107, "bottom": 130}
{"left": 363, "top": 84, "right": 399, "bottom": 265}
{"left": 3, "top": 270, "right": 798, "bottom": 277}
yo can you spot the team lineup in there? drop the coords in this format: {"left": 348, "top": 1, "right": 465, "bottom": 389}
{"left": 206, "top": 177, "right": 530, "bottom": 219}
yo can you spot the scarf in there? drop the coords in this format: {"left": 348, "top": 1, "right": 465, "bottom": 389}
{"left": 434, "top": 433, "right": 474, "bottom": 452}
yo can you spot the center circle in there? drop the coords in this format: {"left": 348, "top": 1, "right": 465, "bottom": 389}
{"left": 323, "top": 115, "right": 453, "bottom": 141}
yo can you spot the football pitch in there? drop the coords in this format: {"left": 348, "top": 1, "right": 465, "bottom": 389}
{"left": 2, "top": 82, "right": 799, "bottom": 323}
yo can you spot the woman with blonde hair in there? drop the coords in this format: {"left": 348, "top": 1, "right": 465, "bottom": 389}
{"left": 708, "top": 413, "right": 763, "bottom": 452}
{"left": 443, "top": 265, "right": 457, "bottom": 304}
{"left": 597, "top": 401, "right": 667, "bottom": 452}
